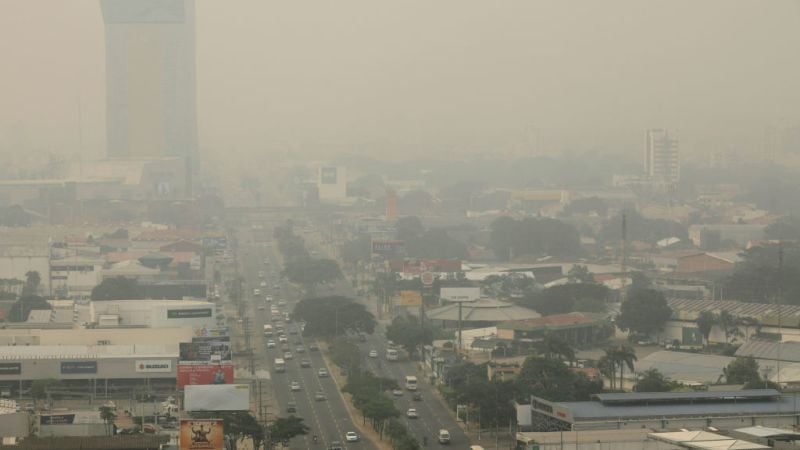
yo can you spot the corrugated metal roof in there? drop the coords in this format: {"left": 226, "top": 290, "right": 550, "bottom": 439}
{"left": 559, "top": 395, "right": 797, "bottom": 421}
{"left": 735, "top": 339, "right": 800, "bottom": 363}
{"left": 733, "top": 426, "right": 800, "bottom": 439}
{"left": 635, "top": 351, "right": 733, "bottom": 384}
{"left": 593, "top": 389, "right": 780, "bottom": 404}
{"left": 668, "top": 298, "right": 800, "bottom": 325}
{"left": 426, "top": 299, "right": 540, "bottom": 322}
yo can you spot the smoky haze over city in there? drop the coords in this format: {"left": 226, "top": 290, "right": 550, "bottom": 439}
{"left": 4, "top": 1, "right": 800, "bottom": 450}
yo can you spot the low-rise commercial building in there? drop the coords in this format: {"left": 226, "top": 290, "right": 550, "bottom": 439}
{"left": 517, "top": 390, "right": 800, "bottom": 432}
{"left": 497, "top": 312, "right": 609, "bottom": 347}
{"left": 89, "top": 299, "right": 216, "bottom": 333}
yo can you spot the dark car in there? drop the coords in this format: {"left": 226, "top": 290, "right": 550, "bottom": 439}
{"left": 329, "top": 441, "right": 343, "bottom": 450}
{"left": 300, "top": 359, "right": 312, "bottom": 368}
{"left": 412, "top": 392, "right": 422, "bottom": 401}
{"left": 309, "top": 344, "right": 319, "bottom": 352}
{"left": 287, "top": 402, "right": 297, "bottom": 413}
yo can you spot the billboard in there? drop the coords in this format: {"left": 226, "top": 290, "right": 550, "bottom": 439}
{"left": 0, "top": 363, "right": 21, "bottom": 375}
{"left": 320, "top": 166, "right": 338, "bottom": 184}
{"left": 395, "top": 290, "right": 422, "bottom": 306}
{"left": 135, "top": 360, "right": 173, "bottom": 373}
{"left": 61, "top": 361, "right": 97, "bottom": 374}
{"left": 40, "top": 414, "right": 76, "bottom": 425}
{"left": 179, "top": 341, "right": 231, "bottom": 363}
{"left": 180, "top": 419, "right": 224, "bottom": 450}
{"left": 184, "top": 384, "right": 250, "bottom": 412}
{"left": 371, "top": 239, "right": 404, "bottom": 256}
{"left": 439, "top": 287, "right": 481, "bottom": 303}
{"left": 177, "top": 363, "right": 234, "bottom": 388}
{"left": 168, "top": 308, "right": 212, "bottom": 319}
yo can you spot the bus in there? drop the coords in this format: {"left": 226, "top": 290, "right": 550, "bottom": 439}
{"left": 274, "top": 358, "right": 286, "bottom": 373}
{"left": 405, "top": 376, "right": 418, "bottom": 391}
{"left": 263, "top": 324, "right": 273, "bottom": 337}
{"left": 386, "top": 349, "right": 399, "bottom": 361}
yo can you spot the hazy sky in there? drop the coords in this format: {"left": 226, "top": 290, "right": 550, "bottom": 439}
{"left": 1, "top": 1, "right": 800, "bottom": 164}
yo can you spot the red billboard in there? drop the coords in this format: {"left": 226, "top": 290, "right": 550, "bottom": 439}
{"left": 177, "top": 363, "right": 234, "bottom": 388}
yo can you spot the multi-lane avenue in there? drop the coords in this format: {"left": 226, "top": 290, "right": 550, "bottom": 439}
{"left": 233, "top": 218, "right": 470, "bottom": 448}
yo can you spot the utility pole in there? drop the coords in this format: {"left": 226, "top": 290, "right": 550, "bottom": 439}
{"left": 620, "top": 213, "right": 628, "bottom": 303}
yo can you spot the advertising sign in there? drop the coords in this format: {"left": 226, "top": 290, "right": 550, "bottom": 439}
{"left": 135, "top": 360, "right": 173, "bottom": 373}
{"left": 0, "top": 363, "right": 21, "bottom": 375}
{"left": 168, "top": 308, "right": 212, "bottom": 319}
{"left": 371, "top": 239, "right": 404, "bottom": 256}
{"left": 395, "top": 290, "right": 422, "bottom": 306}
{"left": 439, "top": 287, "right": 481, "bottom": 303}
{"left": 179, "top": 341, "right": 231, "bottom": 363}
{"left": 177, "top": 363, "right": 234, "bottom": 388}
{"left": 61, "top": 361, "right": 97, "bottom": 374}
{"left": 184, "top": 384, "right": 250, "bottom": 412}
{"left": 40, "top": 414, "right": 76, "bottom": 425}
{"left": 180, "top": 419, "right": 224, "bottom": 450}
{"left": 320, "top": 166, "right": 338, "bottom": 184}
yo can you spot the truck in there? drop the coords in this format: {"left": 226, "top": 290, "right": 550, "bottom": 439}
{"left": 386, "top": 348, "right": 399, "bottom": 361}
{"left": 405, "top": 375, "right": 418, "bottom": 391}
{"left": 263, "top": 324, "right": 273, "bottom": 337}
{"left": 274, "top": 358, "right": 286, "bottom": 373}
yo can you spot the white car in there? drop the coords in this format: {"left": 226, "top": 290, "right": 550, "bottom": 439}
{"left": 318, "top": 368, "right": 329, "bottom": 378}
{"left": 392, "top": 388, "right": 403, "bottom": 396}
{"left": 257, "top": 305, "right": 265, "bottom": 310}
{"left": 260, "top": 281, "right": 267, "bottom": 287}
{"left": 253, "top": 289, "right": 260, "bottom": 296}
{"left": 265, "top": 295, "right": 273, "bottom": 302}
{"left": 278, "top": 336, "right": 288, "bottom": 343}
{"left": 284, "top": 352, "right": 293, "bottom": 360}
{"left": 266, "top": 340, "right": 276, "bottom": 348}
{"left": 369, "top": 350, "right": 378, "bottom": 358}
{"left": 290, "top": 381, "right": 301, "bottom": 391}
{"left": 345, "top": 432, "right": 359, "bottom": 442}
{"left": 406, "top": 408, "right": 418, "bottom": 419}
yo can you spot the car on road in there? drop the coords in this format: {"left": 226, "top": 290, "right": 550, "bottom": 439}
{"left": 263, "top": 259, "right": 270, "bottom": 265}
{"left": 278, "top": 336, "right": 288, "bottom": 343}
{"left": 406, "top": 408, "right": 418, "bottom": 419}
{"left": 412, "top": 392, "right": 422, "bottom": 401}
{"left": 257, "top": 304, "right": 265, "bottom": 310}
{"left": 253, "top": 289, "right": 260, "bottom": 296}
{"left": 281, "top": 344, "right": 290, "bottom": 352}
{"left": 258, "top": 271, "right": 265, "bottom": 278}
{"left": 392, "top": 388, "right": 403, "bottom": 396}
{"left": 288, "top": 328, "right": 298, "bottom": 335}
{"left": 286, "top": 402, "right": 296, "bottom": 413}
{"left": 266, "top": 340, "right": 276, "bottom": 348}
{"left": 283, "top": 352, "right": 293, "bottom": 360}
{"left": 290, "top": 381, "right": 301, "bottom": 391}
{"left": 318, "top": 368, "right": 329, "bottom": 378}
{"left": 315, "top": 390, "right": 326, "bottom": 401}
{"left": 309, "top": 344, "right": 319, "bottom": 352}
{"left": 278, "top": 300, "right": 287, "bottom": 307}
{"left": 293, "top": 339, "right": 302, "bottom": 345}
{"left": 300, "top": 359, "right": 311, "bottom": 368}
{"left": 345, "top": 431, "right": 360, "bottom": 442}
{"left": 271, "top": 316, "right": 280, "bottom": 322}
{"left": 438, "top": 429, "right": 451, "bottom": 444}
{"left": 265, "top": 295, "right": 273, "bottom": 302}
{"left": 330, "top": 441, "right": 344, "bottom": 450}
{"left": 260, "top": 281, "right": 267, "bottom": 287}
{"left": 368, "top": 350, "right": 378, "bottom": 358}
{"left": 295, "top": 346, "right": 305, "bottom": 353}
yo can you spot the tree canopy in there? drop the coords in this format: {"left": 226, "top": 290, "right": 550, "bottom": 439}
{"left": 8, "top": 295, "right": 52, "bottom": 322}
{"left": 616, "top": 288, "right": 672, "bottom": 336}
{"left": 517, "top": 356, "right": 602, "bottom": 402}
{"left": 634, "top": 368, "right": 674, "bottom": 392}
{"left": 267, "top": 416, "right": 309, "bottom": 448}
{"left": 489, "top": 216, "right": 581, "bottom": 260}
{"left": 386, "top": 315, "right": 434, "bottom": 355}
{"left": 282, "top": 258, "right": 341, "bottom": 292}
{"left": 190, "top": 411, "right": 265, "bottom": 449}
{"left": 91, "top": 277, "right": 144, "bottom": 301}
{"left": 522, "top": 283, "right": 610, "bottom": 315}
{"left": 724, "top": 356, "right": 761, "bottom": 385}
{"left": 292, "top": 296, "right": 376, "bottom": 338}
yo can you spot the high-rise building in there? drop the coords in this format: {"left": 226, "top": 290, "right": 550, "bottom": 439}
{"left": 100, "top": 0, "right": 197, "bottom": 162}
{"left": 644, "top": 129, "right": 679, "bottom": 184}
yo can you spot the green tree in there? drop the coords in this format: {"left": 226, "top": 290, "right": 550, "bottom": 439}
{"left": 608, "top": 345, "right": 637, "bottom": 391}
{"left": 22, "top": 271, "right": 41, "bottom": 296}
{"left": 292, "top": 296, "right": 376, "bottom": 338}
{"left": 523, "top": 283, "right": 609, "bottom": 315}
{"left": 724, "top": 357, "right": 762, "bottom": 385}
{"left": 282, "top": 258, "right": 341, "bottom": 294}
{"left": 30, "top": 379, "right": 59, "bottom": 405}
{"left": 597, "top": 355, "right": 617, "bottom": 391}
{"left": 718, "top": 310, "right": 744, "bottom": 344}
{"left": 616, "top": 289, "right": 672, "bottom": 336}
{"left": 90, "top": 277, "right": 144, "bottom": 301}
{"left": 396, "top": 216, "right": 425, "bottom": 242}
{"left": 8, "top": 295, "right": 51, "bottom": 322}
{"left": 386, "top": 315, "right": 434, "bottom": 356}
{"left": 696, "top": 311, "right": 717, "bottom": 346}
{"left": 635, "top": 368, "right": 673, "bottom": 392}
{"left": 267, "top": 416, "right": 309, "bottom": 448}
{"left": 567, "top": 265, "right": 595, "bottom": 284}
{"left": 517, "top": 357, "right": 580, "bottom": 401}
{"left": 540, "top": 333, "right": 575, "bottom": 362}
{"left": 330, "top": 337, "right": 362, "bottom": 371}
{"left": 99, "top": 405, "right": 117, "bottom": 436}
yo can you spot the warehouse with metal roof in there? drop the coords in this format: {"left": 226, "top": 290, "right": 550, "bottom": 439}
{"left": 517, "top": 389, "right": 800, "bottom": 432}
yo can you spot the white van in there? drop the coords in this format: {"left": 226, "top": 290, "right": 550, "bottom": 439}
{"left": 438, "top": 429, "right": 450, "bottom": 444}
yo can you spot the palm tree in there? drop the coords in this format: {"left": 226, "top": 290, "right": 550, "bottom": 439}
{"left": 696, "top": 311, "right": 717, "bottom": 347}
{"left": 598, "top": 354, "right": 617, "bottom": 390}
{"left": 612, "top": 345, "right": 637, "bottom": 391}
